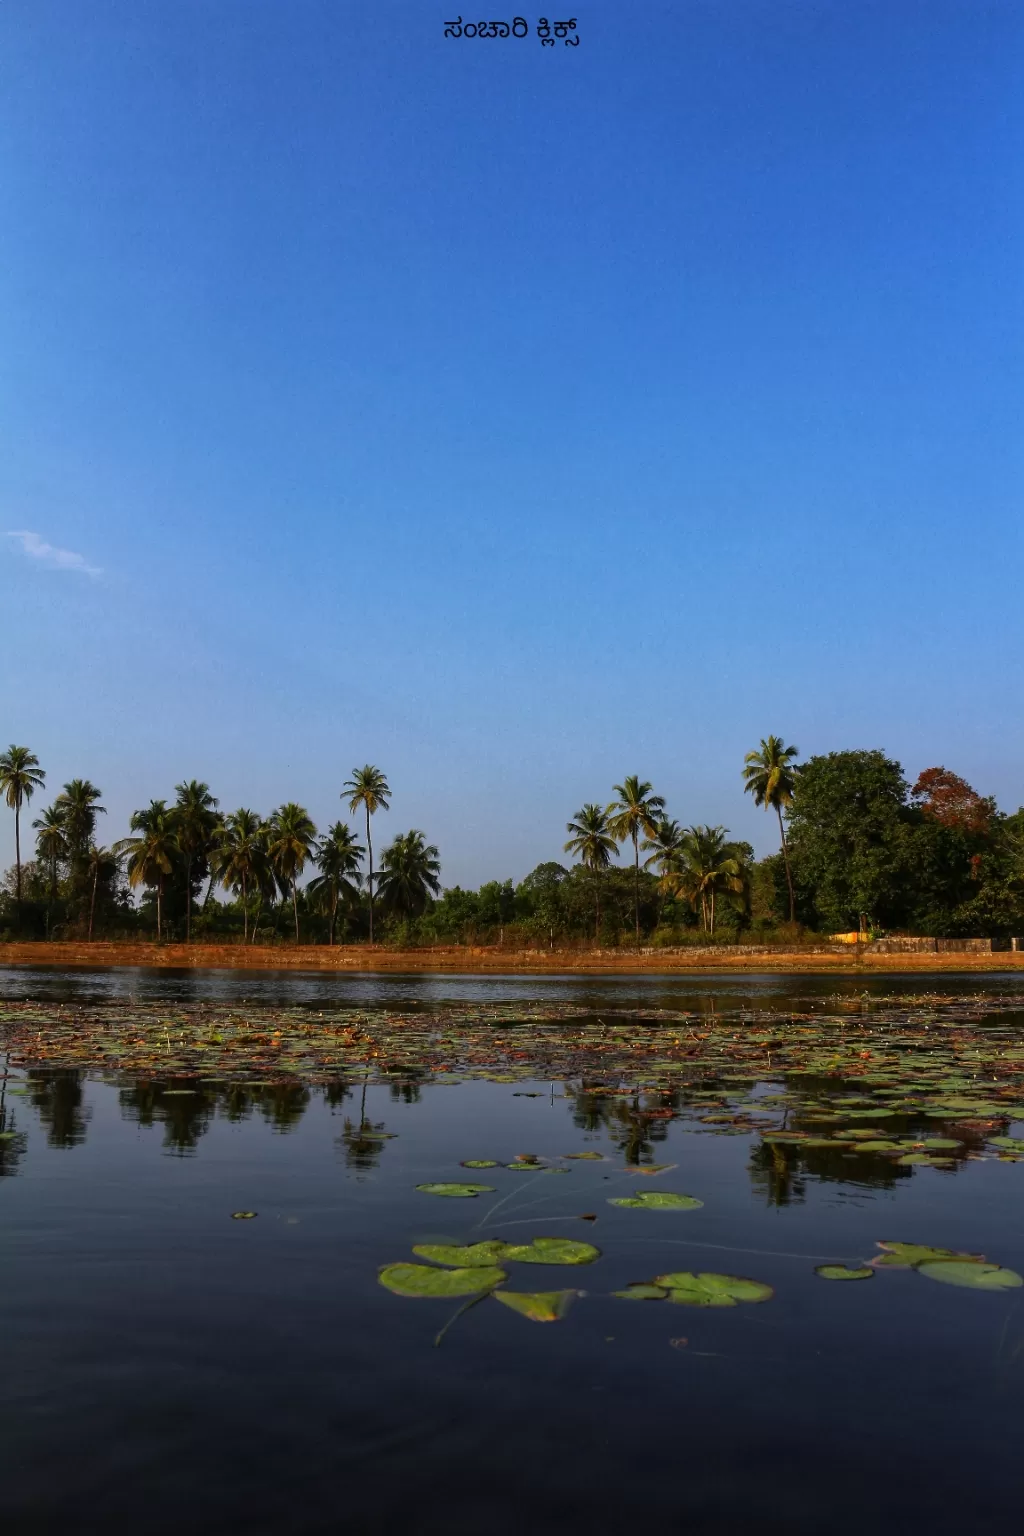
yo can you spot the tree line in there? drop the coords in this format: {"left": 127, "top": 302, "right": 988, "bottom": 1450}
{"left": 1, "top": 740, "right": 1022, "bottom": 945}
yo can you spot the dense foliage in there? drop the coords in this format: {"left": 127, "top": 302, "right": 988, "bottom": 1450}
{"left": 1, "top": 743, "right": 1021, "bottom": 945}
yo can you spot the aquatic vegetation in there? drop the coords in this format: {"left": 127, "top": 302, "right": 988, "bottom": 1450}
{"left": 494, "top": 1290, "right": 575, "bottom": 1322}
{"left": 379, "top": 1263, "right": 506, "bottom": 1298}
{"left": 607, "top": 1191, "right": 703, "bottom": 1210}
{"left": 415, "top": 1182, "right": 495, "bottom": 1197}
{"left": 618, "top": 1272, "right": 774, "bottom": 1307}
{"left": 815, "top": 1265, "right": 874, "bottom": 1281}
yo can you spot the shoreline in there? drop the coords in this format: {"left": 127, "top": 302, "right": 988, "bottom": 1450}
{"left": 0, "top": 940, "right": 1021, "bottom": 975}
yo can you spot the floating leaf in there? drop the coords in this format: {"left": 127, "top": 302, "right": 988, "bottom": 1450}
{"left": 500, "top": 1237, "right": 600, "bottom": 1266}
{"left": 987, "top": 1136, "right": 1024, "bottom": 1151}
{"left": 564, "top": 1151, "right": 604, "bottom": 1161}
{"left": 608, "top": 1191, "right": 704, "bottom": 1211}
{"left": 412, "top": 1241, "right": 508, "bottom": 1268}
{"left": 613, "top": 1283, "right": 669, "bottom": 1300}
{"left": 873, "top": 1241, "right": 986, "bottom": 1269}
{"left": 379, "top": 1263, "right": 506, "bottom": 1298}
{"left": 231, "top": 1210, "right": 257, "bottom": 1220}
{"left": 815, "top": 1265, "right": 874, "bottom": 1281}
{"left": 494, "top": 1289, "right": 575, "bottom": 1322}
{"left": 918, "top": 1261, "right": 1023, "bottom": 1291}
{"left": 460, "top": 1160, "right": 498, "bottom": 1168}
{"left": 652, "top": 1272, "right": 774, "bottom": 1307}
{"left": 415, "top": 1182, "right": 494, "bottom": 1198}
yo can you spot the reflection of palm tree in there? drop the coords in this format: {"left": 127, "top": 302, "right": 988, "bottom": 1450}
{"left": 0, "top": 1054, "right": 28, "bottom": 1177}
{"left": 566, "top": 1085, "right": 671, "bottom": 1165}
{"left": 257, "top": 1083, "right": 310, "bottom": 1133}
{"left": 607, "top": 777, "right": 665, "bottom": 945}
{"left": 118, "top": 1080, "right": 215, "bottom": 1154}
{"left": 26, "top": 1070, "right": 91, "bottom": 1147}
{"left": 339, "top": 1073, "right": 391, "bottom": 1170}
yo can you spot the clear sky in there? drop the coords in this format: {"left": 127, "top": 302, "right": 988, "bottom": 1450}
{"left": 2, "top": 0, "right": 1022, "bottom": 887}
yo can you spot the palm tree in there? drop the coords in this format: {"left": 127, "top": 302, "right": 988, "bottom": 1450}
{"left": 85, "top": 845, "right": 119, "bottom": 941}
{"left": 266, "top": 803, "right": 318, "bottom": 942}
{"left": 607, "top": 776, "right": 666, "bottom": 944}
{"left": 173, "top": 781, "right": 220, "bottom": 942}
{"left": 564, "top": 804, "right": 618, "bottom": 939}
{"left": 641, "top": 817, "right": 685, "bottom": 877}
{"left": 664, "top": 825, "right": 747, "bottom": 936}
{"left": 0, "top": 746, "right": 46, "bottom": 917}
{"left": 54, "top": 779, "right": 105, "bottom": 865}
{"left": 115, "top": 800, "right": 179, "bottom": 940}
{"left": 342, "top": 766, "right": 391, "bottom": 943}
{"left": 376, "top": 830, "right": 441, "bottom": 919}
{"left": 211, "top": 810, "right": 270, "bottom": 944}
{"left": 742, "top": 736, "right": 800, "bottom": 922}
{"left": 33, "top": 805, "right": 68, "bottom": 917}
{"left": 308, "top": 822, "right": 364, "bottom": 945}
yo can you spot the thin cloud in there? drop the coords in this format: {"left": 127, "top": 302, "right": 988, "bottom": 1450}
{"left": 5, "top": 530, "right": 102, "bottom": 578}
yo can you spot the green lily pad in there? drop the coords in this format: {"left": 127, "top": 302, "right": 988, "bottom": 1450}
{"left": 987, "top": 1136, "right": 1024, "bottom": 1151}
{"left": 608, "top": 1192, "right": 704, "bottom": 1211}
{"left": 231, "top": 1210, "right": 257, "bottom": 1219}
{"left": 850, "top": 1140, "right": 901, "bottom": 1153}
{"left": 918, "top": 1261, "right": 1023, "bottom": 1291}
{"left": 652, "top": 1271, "right": 774, "bottom": 1307}
{"left": 921, "top": 1138, "right": 961, "bottom": 1150}
{"left": 874, "top": 1241, "right": 986, "bottom": 1268}
{"left": 379, "top": 1263, "right": 506, "bottom": 1298}
{"left": 415, "top": 1182, "right": 495, "bottom": 1198}
{"left": 412, "top": 1241, "right": 509, "bottom": 1268}
{"left": 494, "top": 1289, "right": 575, "bottom": 1322}
{"left": 613, "top": 1283, "right": 670, "bottom": 1300}
{"left": 460, "top": 1159, "right": 498, "bottom": 1168}
{"left": 499, "top": 1237, "right": 600, "bottom": 1266}
{"left": 564, "top": 1151, "right": 604, "bottom": 1160}
{"left": 815, "top": 1265, "right": 874, "bottom": 1281}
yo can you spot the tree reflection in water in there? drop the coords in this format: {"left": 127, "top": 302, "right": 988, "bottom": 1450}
{"left": 338, "top": 1071, "right": 395, "bottom": 1172}
{"left": 26, "top": 1068, "right": 91, "bottom": 1148}
{"left": 0, "top": 1054, "right": 28, "bottom": 1176}
{"left": 566, "top": 1083, "right": 673, "bottom": 1166}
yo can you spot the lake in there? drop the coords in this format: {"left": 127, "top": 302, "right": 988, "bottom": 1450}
{"left": 3, "top": 967, "right": 1023, "bottom": 1535}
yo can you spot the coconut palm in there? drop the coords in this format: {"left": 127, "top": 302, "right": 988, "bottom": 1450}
{"left": 266, "top": 803, "right": 318, "bottom": 942}
{"left": 342, "top": 766, "right": 391, "bottom": 943}
{"left": 742, "top": 736, "right": 800, "bottom": 922}
{"left": 0, "top": 746, "right": 46, "bottom": 916}
{"left": 54, "top": 779, "right": 105, "bottom": 864}
{"left": 85, "top": 845, "right": 119, "bottom": 941}
{"left": 33, "top": 805, "right": 68, "bottom": 913}
{"left": 308, "top": 822, "right": 364, "bottom": 945}
{"left": 376, "top": 830, "right": 441, "bottom": 919}
{"left": 607, "top": 776, "right": 666, "bottom": 944}
{"left": 173, "top": 780, "right": 220, "bottom": 942}
{"left": 115, "top": 801, "right": 179, "bottom": 940}
{"left": 641, "top": 817, "right": 685, "bottom": 877}
{"left": 211, "top": 810, "right": 270, "bottom": 944}
{"left": 564, "top": 804, "right": 619, "bottom": 939}
{"left": 664, "top": 825, "right": 747, "bottom": 936}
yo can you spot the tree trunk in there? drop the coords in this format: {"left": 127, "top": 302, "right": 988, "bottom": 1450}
{"left": 242, "top": 873, "right": 249, "bottom": 944}
{"left": 250, "top": 893, "right": 263, "bottom": 944}
{"left": 777, "top": 805, "right": 796, "bottom": 924}
{"left": 89, "top": 866, "right": 98, "bottom": 941}
{"left": 633, "top": 832, "right": 640, "bottom": 947}
{"left": 157, "top": 875, "right": 163, "bottom": 941}
{"left": 329, "top": 892, "right": 336, "bottom": 946}
{"left": 366, "top": 807, "right": 374, "bottom": 944}
{"left": 293, "top": 879, "right": 299, "bottom": 943}
{"left": 185, "top": 854, "right": 192, "bottom": 942}
{"left": 14, "top": 800, "right": 22, "bottom": 918}
{"left": 710, "top": 889, "right": 716, "bottom": 936}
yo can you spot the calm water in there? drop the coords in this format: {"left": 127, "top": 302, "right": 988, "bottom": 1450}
{"left": 3, "top": 968, "right": 1024, "bottom": 1535}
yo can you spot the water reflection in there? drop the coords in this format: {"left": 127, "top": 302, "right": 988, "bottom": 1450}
{"left": 25, "top": 1069, "right": 91, "bottom": 1148}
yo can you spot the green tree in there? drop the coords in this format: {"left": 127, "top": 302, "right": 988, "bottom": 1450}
{"left": 665, "top": 825, "right": 747, "bottom": 935}
{"left": 33, "top": 804, "right": 68, "bottom": 921}
{"left": 607, "top": 776, "right": 666, "bottom": 944}
{"left": 173, "top": 780, "right": 220, "bottom": 943}
{"left": 342, "top": 766, "right": 391, "bottom": 943}
{"left": 85, "top": 845, "right": 119, "bottom": 941}
{"left": 54, "top": 779, "right": 105, "bottom": 864}
{"left": 0, "top": 746, "right": 46, "bottom": 919}
{"left": 564, "top": 803, "right": 619, "bottom": 938}
{"left": 742, "top": 736, "right": 800, "bottom": 923}
{"left": 266, "top": 803, "right": 318, "bottom": 942}
{"left": 211, "top": 810, "right": 270, "bottom": 943}
{"left": 309, "top": 822, "right": 364, "bottom": 944}
{"left": 115, "top": 800, "right": 179, "bottom": 940}
{"left": 376, "top": 830, "right": 441, "bottom": 919}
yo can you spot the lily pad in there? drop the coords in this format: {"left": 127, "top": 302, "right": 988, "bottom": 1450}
{"left": 379, "top": 1262, "right": 506, "bottom": 1298}
{"left": 652, "top": 1271, "right": 774, "bottom": 1307}
{"left": 613, "top": 1283, "right": 670, "bottom": 1300}
{"left": 460, "top": 1159, "right": 498, "bottom": 1168}
{"left": 494, "top": 1289, "right": 575, "bottom": 1322}
{"left": 499, "top": 1237, "right": 600, "bottom": 1266}
{"left": 987, "top": 1136, "right": 1024, "bottom": 1152}
{"left": 231, "top": 1210, "right": 257, "bottom": 1219}
{"left": 815, "top": 1265, "right": 874, "bottom": 1281}
{"left": 874, "top": 1241, "right": 986, "bottom": 1269}
{"left": 918, "top": 1261, "right": 1023, "bottom": 1291}
{"left": 564, "top": 1151, "right": 604, "bottom": 1160}
{"left": 608, "top": 1191, "right": 703, "bottom": 1211}
{"left": 412, "top": 1241, "right": 508, "bottom": 1268}
{"left": 415, "top": 1182, "right": 495, "bottom": 1198}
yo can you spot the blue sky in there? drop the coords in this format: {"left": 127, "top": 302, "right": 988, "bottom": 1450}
{"left": 2, "top": 0, "right": 1022, "bottom": 886}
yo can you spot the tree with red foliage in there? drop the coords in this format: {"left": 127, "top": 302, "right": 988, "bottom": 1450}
{"left": 911, "top": 767, "right": 994, "bottom": 836}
